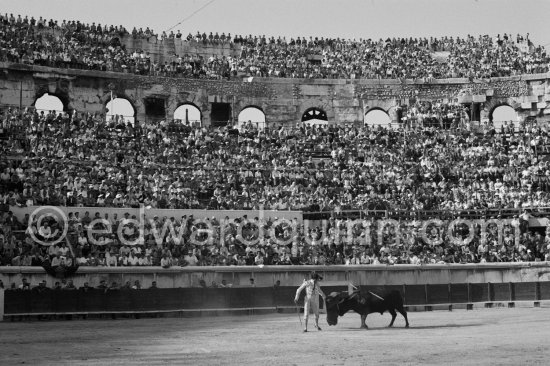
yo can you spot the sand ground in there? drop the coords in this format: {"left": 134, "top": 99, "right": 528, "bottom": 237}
{"left": 1, "top": 307, "right": 550, "bottom": 366}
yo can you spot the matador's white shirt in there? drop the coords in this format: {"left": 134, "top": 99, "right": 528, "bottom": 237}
{"left": 296, "top": 279, "right": 326, "bottom": 301}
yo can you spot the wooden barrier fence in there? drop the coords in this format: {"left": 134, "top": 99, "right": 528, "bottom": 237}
{"left": 2, "top": 282, "right": 550, "bottom": 320}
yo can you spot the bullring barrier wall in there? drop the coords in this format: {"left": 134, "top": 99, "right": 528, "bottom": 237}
{"left": 3, "top": 282, "right": 550, "bottom": 319}
{"left": 3, "top": 264, "right": 550, "bottom": 320}
{"left": 2, "top": 263, "right": 550, "bottom": 289}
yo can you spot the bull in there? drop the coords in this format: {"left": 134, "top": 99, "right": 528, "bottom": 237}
{"left": 326, "top": 290, "right": 409, "bottom": 329}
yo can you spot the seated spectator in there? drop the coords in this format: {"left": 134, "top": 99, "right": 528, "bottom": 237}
{"left": 160, "top": 254, "right": 172, "bottom": 268}
{"left": 63, "top": 279, "right": 77, "bottom": 290}
{"left": 33, "top": 280, "right": 49, "bottom": 292}
{"left": 18, "top": 278, "right": 31, "bottom": 290}
{"left": 79, "top": 282, "right": 93, "bottom": 292}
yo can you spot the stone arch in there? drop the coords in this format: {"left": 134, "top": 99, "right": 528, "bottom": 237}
{"left": 174, "top": 102, "right": 202, "bottom": 126}
{"left": 105, "top": 97, "right": 136, "bottom": 124}
{"left": 488, "top": 102, "right": 518, "bottom": 128}
{"left": 364, "top": 107, "right": 392, "bottom": 126}
{"left": 34, "top": 93, "right": 65, "bottom": 114}
{"left": 34, "top": 80, "right": 71, "bottom": 110}
{"left": 301, "top": 107, "right": 328, "bottom": 124}
{"left": 483, "top": 98, "right": 517, "bottom": 119}
{"left": 99, "top": 91, "right": 138, "bottom": 109}
{"left": 491, "top": 104, "right": 517, "bottom": 121}
{"left": 237, "top": 105, "right": 266, "bottom": 129}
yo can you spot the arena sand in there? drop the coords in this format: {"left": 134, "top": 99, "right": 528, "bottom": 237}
{"left": 1, "top": 307, "right": 549, "bottom": 365}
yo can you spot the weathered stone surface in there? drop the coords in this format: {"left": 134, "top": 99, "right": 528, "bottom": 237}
{"left": 0, "top": 62, "right": 549, "bottom": 125}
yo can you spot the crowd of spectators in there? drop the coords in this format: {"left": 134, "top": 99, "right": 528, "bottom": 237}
{"left": 1, "top": 13, "right": 550, "bottom": 268}
{"left": 1, "top": 204, "right": 550, "bottom": 269}
{"left": 2, "top": 104, "right": 550, "bottom": 214}
{"left": 399, "top": 101, "right": 472, "bottom": 129}
{"left": 1, "top": 13, "right": 548, "bottom": 79}
{"left": 3, "top": 277, "right": 153, "bottom": 292}
{"left": 2, "top": 101, "right": 550, "bottom": 266}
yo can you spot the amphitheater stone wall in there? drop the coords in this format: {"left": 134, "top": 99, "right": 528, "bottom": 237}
{"left": 0, "top": 62, "right": 548, "bottom": 126}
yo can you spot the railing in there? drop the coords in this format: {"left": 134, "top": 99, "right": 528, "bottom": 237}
{"left": 311, "top": 207, "right": 550, "bottom": 220}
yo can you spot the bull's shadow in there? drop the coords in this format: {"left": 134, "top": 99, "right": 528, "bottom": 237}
{"left": 335, "top": 323, "right": 481, "bottom": 331}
